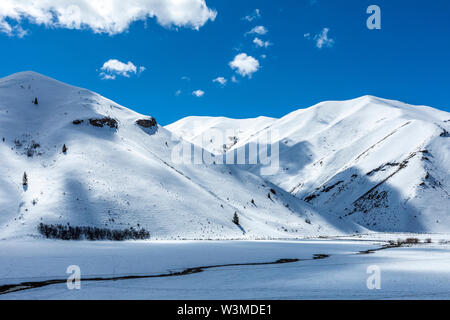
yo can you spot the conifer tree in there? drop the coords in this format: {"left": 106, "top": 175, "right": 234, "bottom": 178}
{"left": 23, "top": 172, "right": 28, "bottom": 186}
{"left": 233, "top": 212, "right": 239, "bottom": 225}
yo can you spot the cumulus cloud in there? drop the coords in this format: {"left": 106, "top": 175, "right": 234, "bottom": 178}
{"left": 242, "top": 9, "right": 261, "bottom": 22}
{"left": 192, "top": 89, "right": 205, "bottom": 97}
{"left": 253, "top": 37, "right": 271, "bottom": 48}
{"left": 229, "top": 53, "right": 260, "bottom": 78}
{"left": 314, "top": 28, "right": 334, "bottom": 49}
{"left": 213, "top": 77, "right": 227, "bottom": 86}
{"left": 247, "top": 25, "right": 268, "bottom": 35}
{"left": 99, "top": 59, "right": 145, "bottom": 80}
{"left": 0, "top": 0, "right": 217, "bottom": 36}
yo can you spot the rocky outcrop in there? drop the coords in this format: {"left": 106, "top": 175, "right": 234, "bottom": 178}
{"left": 136, "top": 118, "right": 157, "bottom": 128}
{"left": 89, "top": 117, "right": 118, "bottom": 129}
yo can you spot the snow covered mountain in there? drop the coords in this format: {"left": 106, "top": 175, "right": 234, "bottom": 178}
{"left": 166, "top": 116, "right": 276, "bottom": 155}
{"left": 1, "top": 71, "right": 447, "bottom": 240}
{"left": 168, "top": 96, "right": 450, "bottom": 233}
{"left": 0, "top": 71, "right": 359, "bottom": 240}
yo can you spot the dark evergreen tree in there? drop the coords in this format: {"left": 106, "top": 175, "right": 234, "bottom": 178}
{"left": 34, "top": 97, "right": 38, "bottom": 105}
{"left": 62, "top": 144, "right": 68, "bottom": 153}
{"left": 233, "top": 212, "right": 239, "bottom": 225}
{"left": 37, "top": 223, "right": 150, "bottom": 240}
{"left": 22, "top": 172, "right": 28, "bottom": 186}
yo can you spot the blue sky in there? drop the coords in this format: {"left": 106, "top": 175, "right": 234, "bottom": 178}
{"left": 0, "top": 0, "right": 449, "bottom": 125}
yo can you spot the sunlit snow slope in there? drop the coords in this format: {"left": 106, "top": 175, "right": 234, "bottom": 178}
{"left": 0, "top": 72, "right": 359, "bottom": 240}
{"left": 166, "top": 116, "right": 276, "bottom": 155}
{"left": 168, "top": 96, "right": 450, "bottom": 232}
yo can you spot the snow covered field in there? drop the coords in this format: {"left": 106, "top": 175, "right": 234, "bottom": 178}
{"left": 1, "top": 235, "right": 449, "bottom": 300}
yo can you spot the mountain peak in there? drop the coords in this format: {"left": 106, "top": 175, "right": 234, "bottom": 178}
{"left": 2, "top": 71, "right": 57, "bottom": 82}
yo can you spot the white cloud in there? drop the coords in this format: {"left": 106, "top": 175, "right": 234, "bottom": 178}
{"left": 314, "top": 28, "right": 334, "bottom": 49}
{"left": 303, "top": 33, "right": 311, "bottom": 40}
{"left": 242, "top": 9, "right": 260, "bottom": 22}
{"left": 247, "top": 25, "right": 268, "bottom": 35}
{"left": 0, "top": 0, "right": 217, "bottom": 36}
{"left": 229, "top": 53, "right": 260, "bottom": 78}
{"left": 100, "top": 59, "right": 145, "bottom": 80}
{"left": 192, "top": 89, "right": 205, "bottom": 97}
{"left": 0, "top": 20, "right": 27, "bottom": 37}
{"left": 175, "top": 89, "right": 182, "bottom": 96}
{"left": 181, "top": 76, "right": 191, "bottom": 81}
{"left": 213, "top": 77, "right": 227, "bottom": 86}
{"left": 101, "top": 74, "right": 117, "bottom": 80}
{"left": 253, "top": 37, "right": 271, "bottom": 48}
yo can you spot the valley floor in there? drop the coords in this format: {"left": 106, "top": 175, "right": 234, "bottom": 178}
{"left": 1, "top": 235, "right": 450, "bottom": 299}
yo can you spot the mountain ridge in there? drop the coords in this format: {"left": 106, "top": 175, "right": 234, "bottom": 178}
{"left": 1, "top": 71, "right": 448, "bottom": 238}
{"left": 0, "top": 71, "right": 359, "bottom": 240}
{"left": 168, "top": 93, "right": 450, "bottom": 233}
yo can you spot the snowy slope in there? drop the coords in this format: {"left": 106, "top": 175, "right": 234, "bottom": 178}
{"left": 0, "top": 72, "right": 359, "bottom": 240}
{"left": 167, "top": 96, "right": 450, "bottom": 233}
{"left": 166, "top": 116, "right": 276, "bottom": 154}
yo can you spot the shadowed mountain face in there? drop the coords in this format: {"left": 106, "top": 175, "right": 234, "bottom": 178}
{"left": 168, "top": 96, "right": 450, "bottom": 233}
{"left": 0, "top": 71, "right": 361, "bottom": 240}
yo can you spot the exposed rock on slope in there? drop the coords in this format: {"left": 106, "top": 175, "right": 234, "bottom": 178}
{"left": 136, "top": 118, "right": 157, "bottom": 128}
